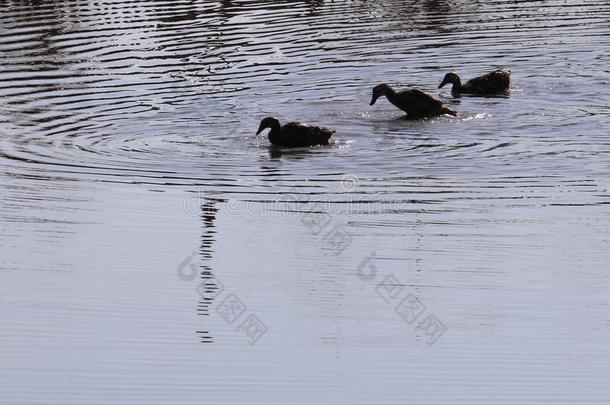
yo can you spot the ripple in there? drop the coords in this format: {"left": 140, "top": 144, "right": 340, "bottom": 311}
{"left": 1, "top": 0, "right": 609, "bottom": 209}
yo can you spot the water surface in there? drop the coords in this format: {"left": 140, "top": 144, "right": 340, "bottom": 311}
{"left": 1, "top": 1, "right": 610, "bottom": 404}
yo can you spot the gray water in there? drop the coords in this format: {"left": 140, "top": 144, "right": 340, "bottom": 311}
{"left": 1, "top": 0, "right": 610, "bottom": 404}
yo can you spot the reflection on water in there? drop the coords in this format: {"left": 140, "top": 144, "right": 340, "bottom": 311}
{"left": 2, "top": 0, "right": 610, "bottom": 404}
{"left": 197, "top": 197, "right": 218, "bottom": 341}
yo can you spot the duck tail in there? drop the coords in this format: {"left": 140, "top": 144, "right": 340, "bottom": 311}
{"left": 317, "top": 128, "right": 334, "bottom": 145}
{"left": 442, "top": 106, "right": 458, "bottom": 117}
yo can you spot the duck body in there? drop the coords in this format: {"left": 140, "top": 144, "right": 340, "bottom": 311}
{"left": 439, "top": 69, "right": 511, "bottom": 97}
{"left": 370, "top": 84, "right": 458, "bottom": 119}
{"left": 256, "top": 117, "right": 334, "bottom": 147}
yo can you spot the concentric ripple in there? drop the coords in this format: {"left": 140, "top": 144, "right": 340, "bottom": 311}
{"left": 1, "top": 0, "right": 610, "bottom": 207}
{"left": 3, "top": 3, "right": 610, "bottom": 405}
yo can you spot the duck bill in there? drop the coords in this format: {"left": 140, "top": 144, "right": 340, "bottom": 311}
{"left": 438, "top": 79, "right": 448, "bottom": 89}
{"left": 256, "top": 125, "right": 264, "bottom": 135}
{"left": 369, "top": 95, "right": 378, "bottom": 106}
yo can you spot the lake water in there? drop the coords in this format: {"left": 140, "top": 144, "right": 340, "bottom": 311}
{"left": 1, "top": 0, "right": 610, "bottom": 404}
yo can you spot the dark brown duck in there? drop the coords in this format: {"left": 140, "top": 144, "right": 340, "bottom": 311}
{"left": 370, "top": 84, "right": 458, "bottom": 119}
{"left": 438, "top": 69, "right": 511, "bottom": 97}
{"left": 256, "top": 117, "right": 334, "bottom": 147}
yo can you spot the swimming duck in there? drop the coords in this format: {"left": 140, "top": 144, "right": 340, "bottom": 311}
{"left": 256, "top": 117, "right": 334, "bottom": 147}
{"left": 370, "top": 84, "right": 458, "bottom": 119}
{"left": 438, "top": 69, "right": 511, "bottom": 97}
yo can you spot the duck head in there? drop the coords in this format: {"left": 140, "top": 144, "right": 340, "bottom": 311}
{"left": 438, "top": 72, "right": 461, "bottom": 89}
{"left": 256, "top": 117, "right": 281, "bottom": 135}
{"left": 370, "top": 84, "right": 393, "bottom": 106}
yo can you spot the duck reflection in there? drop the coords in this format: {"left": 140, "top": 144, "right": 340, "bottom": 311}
{"left": 423, "top": 0, "right": 451, "bottom": 14}
{"left": 194, "top": 197, "right": 223, "bottom": 343}
{"left": 157, "top": 3, "right": 199, "bottom": 24}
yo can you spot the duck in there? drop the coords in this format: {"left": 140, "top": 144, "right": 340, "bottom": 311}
{"left": 256, "top": 117, "right": 334, "bottom": 147}
{"left": 370, "top": 84, "right": 458, "bottom": 119}
{"left": 438, "top": 69, "right": 511, "bottom": 97}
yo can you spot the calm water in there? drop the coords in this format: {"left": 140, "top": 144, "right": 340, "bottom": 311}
{"left": 2, "top": 0, "right": 610, "bottom": 404}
